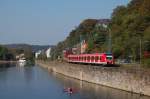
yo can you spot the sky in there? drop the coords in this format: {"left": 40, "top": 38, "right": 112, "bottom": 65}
{"left": 0, "top": 0, "right": 130, "bottom": 45}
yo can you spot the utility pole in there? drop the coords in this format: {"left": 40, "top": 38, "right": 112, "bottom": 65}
{"left": 108, "top": 28, "right": 112, "bottom": 53}
{"left": 140, "top": 38, "right": 142, "bottom": 67}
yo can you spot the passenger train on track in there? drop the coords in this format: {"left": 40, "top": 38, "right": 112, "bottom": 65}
{"left": 63, "top": 51, "right": 114, "bottom": 65}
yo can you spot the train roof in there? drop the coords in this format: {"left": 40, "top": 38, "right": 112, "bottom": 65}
{"left": 68, "top": 53, "right": 109, "bottom": 57}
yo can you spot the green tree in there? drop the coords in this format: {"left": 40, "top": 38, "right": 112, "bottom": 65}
{"left": 110, "top": 0, "right": 150, "bottom": 65}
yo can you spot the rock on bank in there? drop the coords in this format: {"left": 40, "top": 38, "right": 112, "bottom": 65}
{"left": 36, "top": 61, "right": 150, "bottom": 96}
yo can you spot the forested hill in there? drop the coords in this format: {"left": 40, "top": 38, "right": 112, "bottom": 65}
{"left": 51, "top": 0, "right": 150, "bottom": 66}
{"left": 4, "top": 44, "right": 53, "bottom": 52}
{"left": 110, "top": 0, "right": 150, "bottom": 61}
{"left": 0, "top": 44, "right": 54, "bottom": 61}
{"left": 51, "top": 18, "right": 111, "bottom": 59}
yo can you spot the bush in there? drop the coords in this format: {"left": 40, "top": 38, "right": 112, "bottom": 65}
{"left": 143, "top": 58, "right": 150, "bottom": 67}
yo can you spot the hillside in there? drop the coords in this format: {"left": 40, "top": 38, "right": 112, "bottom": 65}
{"left": 110, "top": 0, "right": 150, "bottom": 65}
{"left": 51, "top": 19, "right": 110, "bottom": 59}
{"left": 4, "top": 44, "right": 54, "bottom": 52}
{"left": 51, "top": 0, "right": 150, "bottom": 66}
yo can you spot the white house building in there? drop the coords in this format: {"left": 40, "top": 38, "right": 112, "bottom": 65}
{"left": 35, "top": 50, "right": 42, "bottom": 58}
{"left": 45, "top": 48, "right": 51, "bottom": 58}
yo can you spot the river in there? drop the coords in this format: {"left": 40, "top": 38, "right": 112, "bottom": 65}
{"left": 0, "top": 64, "right": 149, "bottom": 99}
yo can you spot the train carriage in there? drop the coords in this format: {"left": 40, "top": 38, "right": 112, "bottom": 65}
{"left": 67, "top": 53, "right": 114, "bottom": 65}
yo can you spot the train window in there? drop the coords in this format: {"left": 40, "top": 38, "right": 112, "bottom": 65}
{"left": 72, "top": 57, "right": 74, "bottom": 60}
{"left": 106, "top": 56, "right": 112, "bottom": 60}
{"left": 77, "top": 57, "right": 78, "bottom": 60}
{"left": 84, "top": 57, "right": 86, "bottom": 61}
{"left": 79, "top": 57, "right": 81, "bottom": 61}
{"left": 95, "top": 56, "right": 99, "bottom": 62}
{"left": 87, "top": 56, "right": 90, "bottom": 61}
{"left": 99, "top": 56, "right": 102, "bottom": 60}
{"left": 82, "top": 57, "right": 84, "bottom": 61}
{"left": 91, "top": 56, "right": 94, "bottom": 61}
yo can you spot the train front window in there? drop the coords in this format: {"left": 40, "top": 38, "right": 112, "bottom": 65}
{"left": 106, "top": 56, "right": 112, "bottom": 60}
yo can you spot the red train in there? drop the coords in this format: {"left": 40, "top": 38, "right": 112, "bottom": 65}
{"left": 63, "top": 51, "right": 114, "bottom": 65}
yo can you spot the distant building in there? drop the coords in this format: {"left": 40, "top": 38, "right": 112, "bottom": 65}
{"left": 81, "top": 40, "right": 87, "bottom": 54}
{"left": 45, "top": 48, "right": 51, "bottom": 58}
{"left": 71, "top": 47, "right": 77, "bottom": 54}
{"left": 16, "top": 53, "right": 25, "bottom": 60}
{"left": 70, "top": 43, "right": 81, "bottom": 55}
{"left": 35, "top": 50, "right": 42, "bottom": 58}
{"left": 96, "top": 19, "right": 110, "bottom": 28}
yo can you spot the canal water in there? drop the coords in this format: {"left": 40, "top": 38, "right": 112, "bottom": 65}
{"left": 0, "top": 64, "right": 150, "bottom": 99}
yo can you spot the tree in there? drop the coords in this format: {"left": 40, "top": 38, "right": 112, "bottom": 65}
{"left": 110, "top": 0, "right": 150, "bottom": 65}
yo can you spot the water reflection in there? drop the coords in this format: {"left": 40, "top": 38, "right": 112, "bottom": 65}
{"left": 51, "top": 72, "right": 150, "bottom": 99}
{"left": 0, "top": 64, "right": 150, "bottom": 99}
{"left": 0, "top": 63, "right": 15, "bottom": 69}
{"left": 23, "top": 67, "right": 34, "bottom": 84}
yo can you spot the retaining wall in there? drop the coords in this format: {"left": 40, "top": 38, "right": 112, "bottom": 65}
{"left": 36, "top": 61, "right": 150, "bottom": 96}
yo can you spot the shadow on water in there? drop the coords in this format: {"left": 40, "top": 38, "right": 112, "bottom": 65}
{"left": 0, "top": 63, "right": 16, "bottom": 71}
{"left": 49, "top": 72, "right": 150, "bottom": 99}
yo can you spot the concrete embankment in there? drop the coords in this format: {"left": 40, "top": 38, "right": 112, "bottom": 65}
{"left": 36, "top": 61, "right": 150, "bottom": 96}
{"left": 0, "top": 60, "right": 17, "bottom": 64}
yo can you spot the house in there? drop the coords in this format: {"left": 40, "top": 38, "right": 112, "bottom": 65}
{"left": 45, "top": 47, "right": 51, "bottom": 58}
{"left": 81, "top": 40, "right": 87, "bottom": 54}
{"left": 96, "top": 19, "right": 110, "bottom": 28}
{"left": 35, "top": 50, "right": 42, "bottom": 58}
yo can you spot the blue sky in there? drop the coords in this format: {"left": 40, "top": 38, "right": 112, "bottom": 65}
{"left": 0, "top": 0, "right": 129, "bottom": 45}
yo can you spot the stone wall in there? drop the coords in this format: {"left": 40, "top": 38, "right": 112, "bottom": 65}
{"left": 36, "top": 61, "right": 150, "bottom": 96}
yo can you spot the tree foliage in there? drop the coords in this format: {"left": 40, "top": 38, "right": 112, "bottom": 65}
{"left": 51, "top": 19, "right": 109, "bottom": 59}
{"left": 0, "top": 45, "right": 14, "bottom": 60}
{"left": 111, "top": 0, "right": 150, "bottom": 65}
{"left": 51, "top": 0, "right": 150, "bottom": 67}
